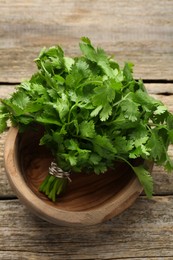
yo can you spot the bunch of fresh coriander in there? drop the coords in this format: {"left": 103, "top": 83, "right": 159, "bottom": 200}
{"left": 1, "top": 37, "right": 173, "bottom": 201}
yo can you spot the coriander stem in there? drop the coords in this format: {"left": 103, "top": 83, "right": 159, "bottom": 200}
{"left": 68, "top": 103, "right": 78, "bottom": 124}
{"left": 112, "top": 92, "right": 131, "bottom": 107}
{"left": 148, "top": 123, "right": 167, "bottom": 127}
{"left": 39, "top": 174, "right": 69, "bottom": 201}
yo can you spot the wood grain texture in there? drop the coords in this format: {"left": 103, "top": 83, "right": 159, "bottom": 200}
{"left": 1, "top": 197, "right": 173, "bottom": 259}
{"left": 0, "top": 0, "right": 173, "bottom": 82}
{"left": 1, "top": 0, "right": 173, "bottom": 257}
{"left": 0, "top": 131, "right": 15, "bottom": 197}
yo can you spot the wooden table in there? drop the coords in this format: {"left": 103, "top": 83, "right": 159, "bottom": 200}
{"left": 1, "top": 0, "right": 173, "bottom": 259}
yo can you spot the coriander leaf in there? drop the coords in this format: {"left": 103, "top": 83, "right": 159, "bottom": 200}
{"left": 154, "top": 105, "right": 167, "bottom": 115}
{"left": 167, "top": 113, "right": 173, "bottom": 130}
{"left": 79, "top": 38, "right": 116, "bottom": 78}
{"left": 133, "top": 165, "right": 153, "bottom": 198}
{"left": 0, "top": 104, "right": 6, "bottom": 113}
{"left": 79, "top": 120, "right": 95, "bottom": 138}
{"left": 36, "top": 115, "right": 62, "bottom": 126}
{"left": 164, "top": 154, "right": 173, "bottom": 172}
{"left": 120, "top": 96, "right": 140, "bottom": 122}
{"left": 35, "top": 45, "right": 64, "bottom": 73}
{"left": 128, "top": 124, "right": 150, "bottom": 158}
{"left": 100, "top": 102, "right": 112, "bottom": 121}
{"left": 64, "top": 139, "right": 79, "bottom": 151}
{"left": 76, "top": 149, "right": 91, "bottom": 166}
{"left": 135, "top": 89, "right": 160, "bottom": 110}
{"left": 92, "top": 81, "right": 115, "bottom": 121}
{"left": 64, "top": 57, "right": 74, "bottom": 71}
{"left": 89, "top": 153, "right": 102, "bottom": 165}
{"left": 62, "top": 151, "right": 77, "bottom": 167}
{"left": 129, "top": 145, "right": 150, "bottom": 159}
{"left": 146, "top": 130, "right": 164, "bottom": 161}
{"left": 76, "top": 60, "right": 90, "bottom": 78}
{"left": 52, "top": 127, "right": 67, "bottom": 144}
{"left": 53, "top": 93, "right": 69, "bottom": 121}
{"left": 152, "top": 105, "right": 169, "bottom": 125}
{"left": 90, "top": 105, "right": 102, "bottom": 118}
{"left": 110, "top": 113, "right": 138, "bottom": 130}
{"left": 39, "top": 133, "right": 53, "bottom": 146}
{"left": 123, "top": 62, "right": 134, "bottom": 81}
{"left": 53, "top": 75, "right": 65, "bottom": 85}
{"left": 168, "top": 129, "right": 173, "bottom": 143}
{"left": 1, "top": 99, "right": 24, "bottom": 116}
{"left": 109, "top": 79, "right": 122, "bottom": 92}
{"left": 19, "top": 81, "right": 31, "bottom": 91}
{"left": 80, "top": 36, "right": 91, "bottom": 45}
{"left": 23, "top": 102, "right": 43, "bottom": 114}
{"left": 28, "top": 83, "right": 48, "bottom": 99}
{"left": 129, "top": 124, "right": 149, "bottom": 143}
{"left": 97, "top": 57, "right": 117, "bottom": 78}
{"left": 66, "top": 60, "right": 90, "bottom": 88}
{"left": 0, "top": 115, "right": 8, "bottom": 133}
{"left": 0, "top": 104, "right": 8, "bottom": 124}
{"left": 79, "top": 38, "right": 99, "bottom": 63}
{"left": 92, "top": 135, "right": 117, "bottom": 160}
{"left": 11, "top": 91, "right": 30, "bottom": 110}
{"left": 114, "top": 136, "right": 134, "bottom": 155}
{"left": 93, "top": 163, "right": 108, "bottom": 174}
{"left": 15, "top": 115, "right": 34, "bottom": 125}
{"left": 134, "top": 136, "right": 149, "bottom": 148}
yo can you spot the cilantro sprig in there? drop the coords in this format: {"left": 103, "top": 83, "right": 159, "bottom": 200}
{"left": 1, "top": 37, "right": 173, "bottom": 201}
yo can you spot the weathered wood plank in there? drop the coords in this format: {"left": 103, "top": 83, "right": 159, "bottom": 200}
{"left": 0, "top": 0, "right": 173, "bottom": 82}
{"left": 0, "top": 1, "right": 172, "bottom": 258}
{"left": 0, "top": 197, "right": 173, "bottom": 259}
{"left": 0, "top": 85, "right": 15, "bottom": 98}
{"left": 146, "top": 83, "right": 173, "bottom": 95}
{"left": 0, "top": 131, "right": 15, "bottom": 197}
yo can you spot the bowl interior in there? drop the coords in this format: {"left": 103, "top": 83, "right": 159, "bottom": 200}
{"left": 16, "top": 126, "right": 138, "bottom": 212}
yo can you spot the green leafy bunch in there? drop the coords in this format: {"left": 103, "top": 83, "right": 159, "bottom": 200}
{"left": 1, "top": 37, "right": 173, "bottom": 200}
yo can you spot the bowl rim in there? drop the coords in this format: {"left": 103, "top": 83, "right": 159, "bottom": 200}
{"left": 4, "top": 127, "right": 145, "bottom": 226}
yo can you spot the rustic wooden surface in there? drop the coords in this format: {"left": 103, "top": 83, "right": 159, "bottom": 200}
{"left": 0, "top": 0, "right": 173, "bottom": 259}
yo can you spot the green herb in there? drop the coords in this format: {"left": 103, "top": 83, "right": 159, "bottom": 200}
{"left": 1, "top": 37, "right": 173, "bottom": 201}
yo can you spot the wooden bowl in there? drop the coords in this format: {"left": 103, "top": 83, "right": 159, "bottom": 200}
{"left": 4, "top": 126, "right": 153, "bottom": 226}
